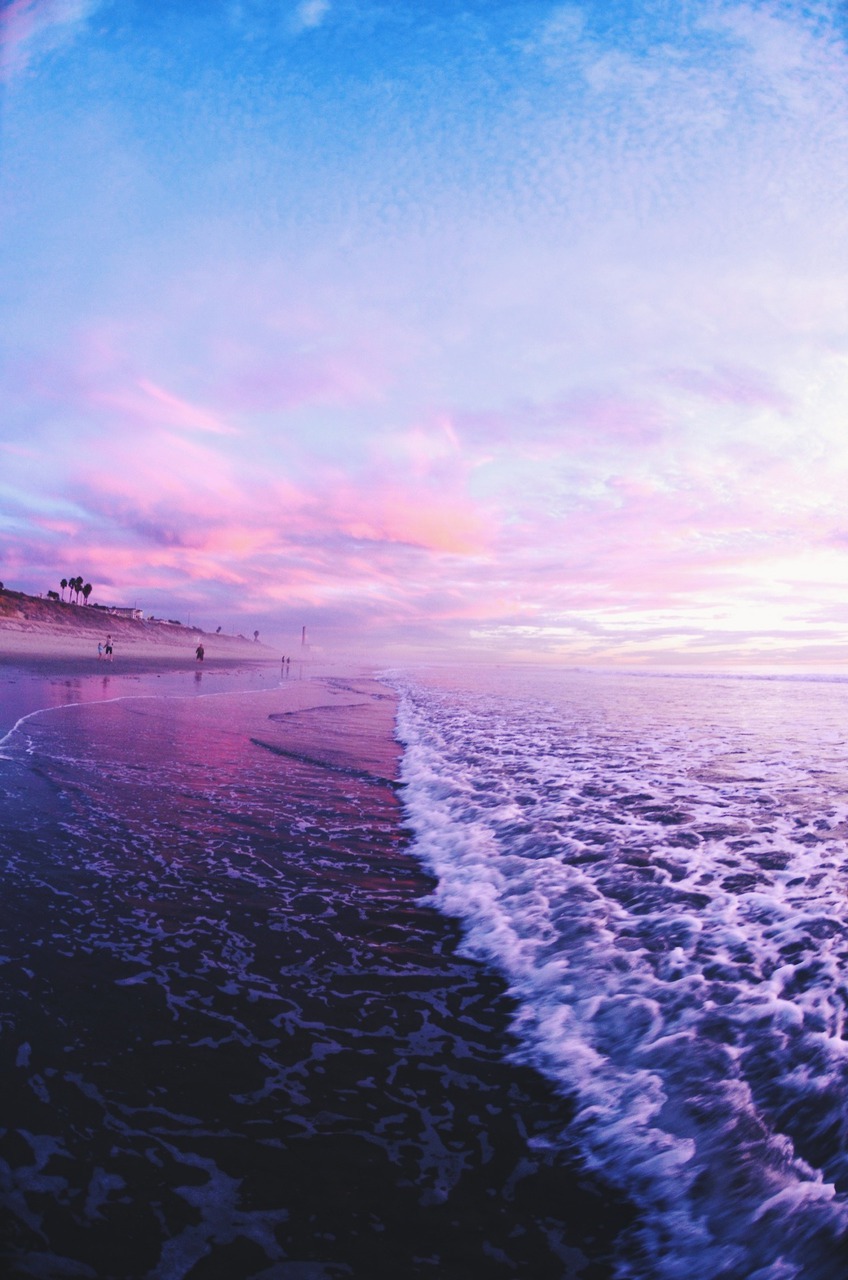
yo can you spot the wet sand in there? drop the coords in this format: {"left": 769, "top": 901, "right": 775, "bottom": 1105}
{"left": 0, "top": 663, "right": 630, "bottom": 1278}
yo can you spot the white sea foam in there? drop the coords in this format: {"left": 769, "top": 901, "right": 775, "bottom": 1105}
{"left": 389, "top": 665, "right": 848, "bottom": 1279}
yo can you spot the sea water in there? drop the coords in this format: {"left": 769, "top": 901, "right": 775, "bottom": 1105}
{"left": 0, "top": 669, "right": 625, "bottom": 1279}
{"left": 388, "top": 664, "right": 848, "bottom": 1280}
{"left": 2, "top": 662, "right": 847, "bottom": 1278}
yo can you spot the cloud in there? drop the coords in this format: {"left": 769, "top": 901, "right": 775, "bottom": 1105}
{"left": 455, "top": 390, "right": 667, "bottom": 452}
{"left": 661, "top": 365, "right": 792, "bottom": 413}
{"left": 700, "top": 2, "right": 848, "bottom": 113}
{"left": 332, "top": 487, "right": 490, "bottom": 556}
{"left": 101, "top": 380, "right": 239, "bottom": 436}
{"left": 5, "top": 1, "right": 848, "bottom": 660}
{"left": 292, "top": 0, "right": 330, "bottom": 34}
{"left": 0, "top": 0, "right": 99, "bottom": 81}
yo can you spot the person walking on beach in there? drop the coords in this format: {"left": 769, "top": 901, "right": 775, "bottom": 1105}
{"left": 97, "top": 642, "right": 103, "bottom": 660}
{"left": 105, "top": 635, "right": 113, "bottom": 661}
{"left": 196, "top": 643, "right": 205, "bottom": 662}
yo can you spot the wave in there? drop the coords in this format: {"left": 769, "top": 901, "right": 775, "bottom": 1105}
{"left": 389, "top": 666, "right": 848, "bottom": 1279}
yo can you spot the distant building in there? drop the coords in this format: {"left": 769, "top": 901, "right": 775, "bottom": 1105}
{"left": 107, "top": 606, "right": 144, "bottom": 621}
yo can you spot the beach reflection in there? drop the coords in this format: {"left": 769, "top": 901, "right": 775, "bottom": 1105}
{"left": 0, "top": 662, "right": 284, "bottom": 740}
{"left": 0, "top": 672, "right": 626, "bottom": 1278}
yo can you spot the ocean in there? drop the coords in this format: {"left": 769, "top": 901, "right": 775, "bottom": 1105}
{"left": 390, "top": 664, "right": 848, "bottom": 1279}
{"left": 0, "top": 664, "right": 625, "bottom": 1280}
{"left": 0, "top": 661, "right": 846, "bottom": 1278}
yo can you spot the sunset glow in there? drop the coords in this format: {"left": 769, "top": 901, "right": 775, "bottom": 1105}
{"left": 3, "top": 1, "right": 848, "bottom": 663}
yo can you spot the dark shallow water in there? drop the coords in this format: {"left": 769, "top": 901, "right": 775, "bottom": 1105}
{"left": 0, "top": 673, "right": 628, "bottom": 1279}
{"left": 0, "top": 662, "right": 286, "bottom": 739}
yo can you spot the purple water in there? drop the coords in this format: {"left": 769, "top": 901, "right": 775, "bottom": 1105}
{"left": 390, "top": 664, "right": 848, "bottom": 1279}
{"left": 0, "top": 663, "right": 287, "bottom": 743}
{"left": 0, "top": 668, "right": 629, "bottom": 1279}
{"left": 4, "top": 660, "right": 846, "bottom": 1277}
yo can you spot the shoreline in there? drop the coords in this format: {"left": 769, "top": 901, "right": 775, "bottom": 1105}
{"left": 0, "top": 588, "right": 287, "bottom": 670}
{"left": 0, "top": 654, "right": 371, "bottom": 748}
{"left": 0, "top": 651, "right": 282, "bottom": 675}
{"left": 0, "top": 627, "right": 288, "bottom": 743}
{"left": 0, "top": 621, "right": 281, "bottom": 669}
{"left": 0, "top": 657, "right": 630, "bottom": 1276}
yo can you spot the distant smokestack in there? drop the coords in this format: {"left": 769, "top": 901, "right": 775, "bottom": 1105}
{"left": 301, "top": 625, "right": 306, "bottom": 647}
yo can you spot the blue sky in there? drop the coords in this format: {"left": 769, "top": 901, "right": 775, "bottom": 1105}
{"left": 3, "top": 1, "right": 848, "bottom": 663}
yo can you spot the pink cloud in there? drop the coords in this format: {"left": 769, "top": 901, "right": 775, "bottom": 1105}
{"left": 9, "top": 315, "right": 393, "bottom": 455}
{"left": 341, "top": 495, "right": 488, "bottom": 556}
{"left": 138, "top": 381, "right": 238, "bottom": 434}
{"left": 5, "top": 308, "right": 829, "bottom": 653}
{"left": 33, "top": 516, "right": 82, "bottom": 536}
{"left": 384, "top": 416, "right": 462, "bottom": 472}
{"left": 0, "top": 440, "right": 38, "bottom": 457}
{"left": 1, "top": 0, "right": 42, "bottom": 79}
{"left": 211, "top": 348, "right": 388, "bottom": 414}
{"left": 85, "top": 380, "right": 237, "bottom": 435}
{"left": 40, "top": 422, "right": 495, "bottom": 619}
{"left": 662, "top": 364, "right": 793, "bottom": 413}
{"left": 455, "top": 389, "right": 667, "bottom": 451}
{"left": 67, "top": 426, "right": 264, "bottom": 561}
{"left": 1, "top": 0, "right": 96, "bottom": 81}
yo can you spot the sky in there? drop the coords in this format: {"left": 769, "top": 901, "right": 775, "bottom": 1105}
{"left": 3, "top": 0, "right": 848, "bottom": 665}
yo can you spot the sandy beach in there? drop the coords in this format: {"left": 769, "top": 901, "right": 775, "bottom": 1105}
{"left": 0, "top": 627, "right": 628, "bottom": 1279}
{"left": 0, "top": 589, "right": 281, "bottom": 671}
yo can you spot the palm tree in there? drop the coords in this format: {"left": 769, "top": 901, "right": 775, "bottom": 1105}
{"left": 60, "top": 578, "right": 68, "bottom": 601}
{"left": 74, "top": 576, "right": 84, "bottom": 603}
{"left": 82, "top": 583, "right": 92, "bottom": 604}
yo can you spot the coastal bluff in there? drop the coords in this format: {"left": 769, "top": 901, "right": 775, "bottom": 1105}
{"left": 0, "top": 587, "right": 277, "bottom": 663}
